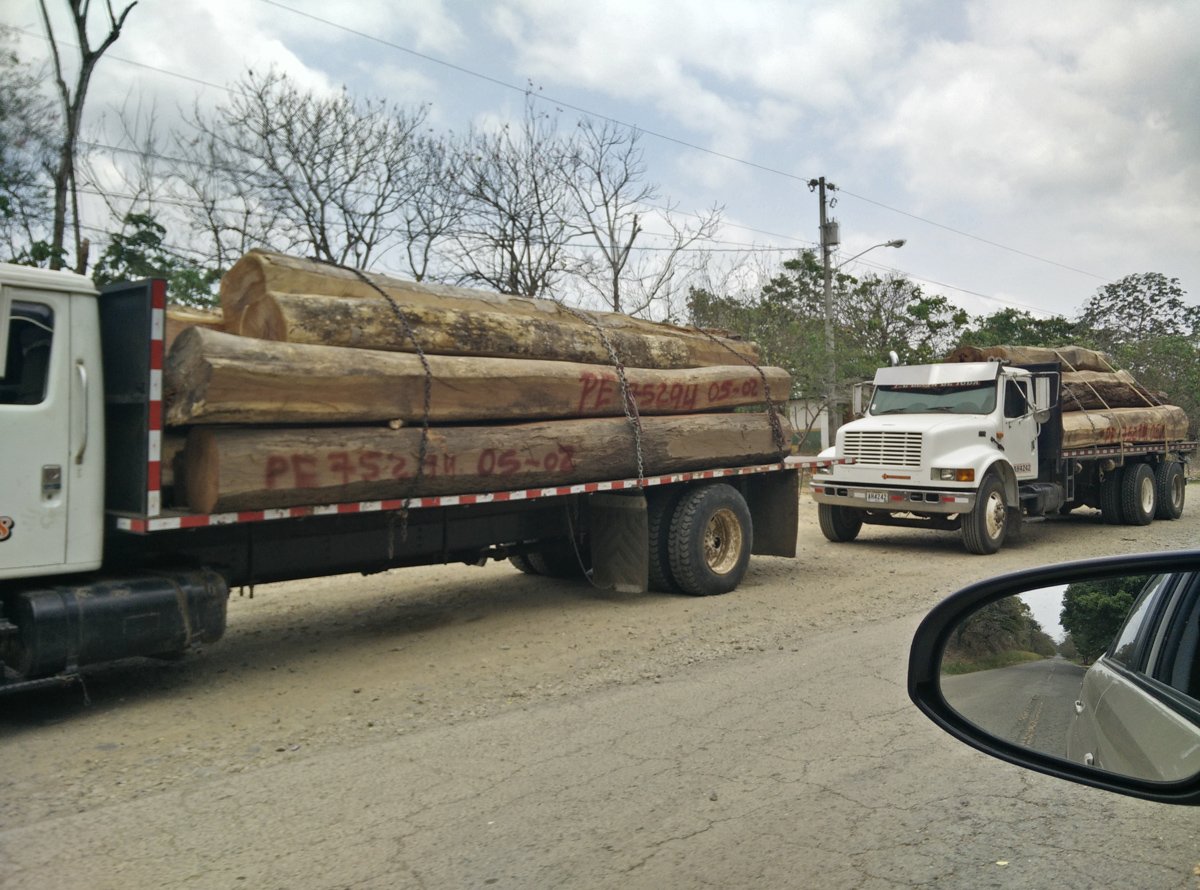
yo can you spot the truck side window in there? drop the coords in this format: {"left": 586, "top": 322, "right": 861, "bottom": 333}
{"left": 0, "top": 302, "right": 54, "bottom": 406}
{"left": 1004, "top": 380, "right": 1028, "bottom": 418}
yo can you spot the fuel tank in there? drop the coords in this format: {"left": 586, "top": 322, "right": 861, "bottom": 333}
{"left": 1, "top": 569, "right": 228, "bottom": 679}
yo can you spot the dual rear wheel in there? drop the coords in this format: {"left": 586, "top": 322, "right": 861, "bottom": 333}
{"left": 1100, "top": 460, "right": 1185, "bottom": 525}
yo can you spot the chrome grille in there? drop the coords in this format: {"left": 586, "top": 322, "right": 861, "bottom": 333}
{"left": 843, "top": 431, "right": 923, "bottom": 467}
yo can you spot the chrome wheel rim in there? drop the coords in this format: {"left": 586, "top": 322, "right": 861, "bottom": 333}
{"left": 984, "top": 491, "right": 1006, "bottom": 541}
{"left": 704, "top": 508, "right": 743, "bottom": 575}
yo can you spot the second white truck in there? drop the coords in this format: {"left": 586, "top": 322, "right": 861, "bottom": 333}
{"left": 812, "top": 359, "right": 1193, "bottom": 554}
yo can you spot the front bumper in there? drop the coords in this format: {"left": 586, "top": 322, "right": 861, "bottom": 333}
{"left": 811, "top": 481, "right": 976, "bottom": 515}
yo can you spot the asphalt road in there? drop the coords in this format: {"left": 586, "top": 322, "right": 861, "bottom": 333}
{"left": 943, "top": 657, "right": 1088, "bottom": 757}
{"left": 2, "top": 497, "right": 1199, "bottom": 889}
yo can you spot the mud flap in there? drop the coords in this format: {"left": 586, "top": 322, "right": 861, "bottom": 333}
{"left": 588, "top": 492, "right": 648, "bottom": 593}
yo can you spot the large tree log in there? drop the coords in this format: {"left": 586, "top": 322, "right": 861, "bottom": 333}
{"left": 1061, "top": 370, "right": 1164, "bottom": 411}
{"left": 183, "top": 414, "right": 790, "bottom": 514}
{"left": 944, "top": 344, "right": 1114, "bottom": 372}
{"left": 165, "top": 306, "right": 223, "bottom": 352}
{"left": 165, "top": 327, "right": 790, "bottom": 425}
{"left": 219, "top": 250, "right": 760, "bottom": 369}
{"left": 1061, "top": 405, "right": 1189, "bottom": 449}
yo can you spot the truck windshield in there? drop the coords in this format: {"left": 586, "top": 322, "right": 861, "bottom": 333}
{"left": 869, "top": 383, "right": 996, "bottom": 416}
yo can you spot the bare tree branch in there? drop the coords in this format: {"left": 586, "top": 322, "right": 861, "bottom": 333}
{"left": 39, "top": 0, "right": 137, "bottom": 271}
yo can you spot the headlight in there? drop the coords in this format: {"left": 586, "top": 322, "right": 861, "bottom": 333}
{"left": 935, "top": 468, "right": 975, "bottom": 482}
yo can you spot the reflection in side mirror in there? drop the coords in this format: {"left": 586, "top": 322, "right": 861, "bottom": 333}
{"left": 909, "top": 552, "right": 1200, "bottom": 805}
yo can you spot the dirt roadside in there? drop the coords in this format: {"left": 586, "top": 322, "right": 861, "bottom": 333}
{"left": 2, "top": 488, "right": 1197, "bottom": 825}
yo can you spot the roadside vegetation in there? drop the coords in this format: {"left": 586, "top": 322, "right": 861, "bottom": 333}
{"left": 941, "top": 597, "right": 1058, "bottom": 675}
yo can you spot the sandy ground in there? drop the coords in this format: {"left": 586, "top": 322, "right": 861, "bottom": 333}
{"left": 2, "top": 487, "right": 1198, "bottom": 827}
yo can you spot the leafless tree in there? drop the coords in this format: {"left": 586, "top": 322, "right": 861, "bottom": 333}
{"left": 0, "top": 26, "right": 58, "bottom": 261}
{"left": 189, "top": 69, "right": 430, "bottom": 270}
{"left": 39, "top": 0, "right": 137, "bottom": 271}
{"left": 448, "top": 96, "right": 581, "bottom": 297}
{"left": 397, "top": 132, "right": 467, "bottom": 282}
{"left": 565, "top": 118, "right": 722, "bottom": 317}
{"left": 170, "top": 115, "right": 294, "bottom": 273}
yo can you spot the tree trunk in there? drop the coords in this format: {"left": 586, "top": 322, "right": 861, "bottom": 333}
{"left": 1061, "top": 405, "right": 1189, "bottom": 449}
{"left": 183, "top": 413, "right": 790, "bottom": 514}
{"left": 219, "top": 249, "right": 760, "bottom": 369}
{"left": 165, "top": 327, "right": 791, "bottom": 426}
{"left": 944, "top": 344, "right": 1114, "bottom": 372}
{"left": 165, "top": 306, "right": 224, "bottom": 352}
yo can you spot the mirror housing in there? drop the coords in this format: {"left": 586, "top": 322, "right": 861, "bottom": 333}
{"left": 1031, "top": 373, "right": 1055, "bottom": 424}
{"left": 909, "top": 549, "right": 1200, "bottom": 805}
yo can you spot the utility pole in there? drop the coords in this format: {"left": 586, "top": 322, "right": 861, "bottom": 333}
{"left": 809, "top": 177, "right": 840, "bottom": 445}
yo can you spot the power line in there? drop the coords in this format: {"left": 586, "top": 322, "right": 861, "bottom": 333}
{"left": 835, "top": 188, "right": 1111, "bottom": 282}
{"left": 18, "top": 13, "right": 1114, "bottom": 304}
{"left": 255, "top": 0, "right": 1117, "bottom": 286}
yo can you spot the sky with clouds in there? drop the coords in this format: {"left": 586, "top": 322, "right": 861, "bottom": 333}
{"left": 6, "top": 0, "right": 1199, "bottom": 321}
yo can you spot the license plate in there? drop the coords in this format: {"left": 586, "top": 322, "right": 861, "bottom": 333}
{"left": 865, "top": 492, "right": 888, "bottom": 503}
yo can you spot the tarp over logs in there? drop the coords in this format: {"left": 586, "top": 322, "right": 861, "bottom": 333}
{"left": 943, "top": 343, "right": 1185, "bottom": 449}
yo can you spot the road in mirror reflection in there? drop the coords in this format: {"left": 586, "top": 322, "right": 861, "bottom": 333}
{"left": 938, "top": 573, "right": 1200, "bottom": 784}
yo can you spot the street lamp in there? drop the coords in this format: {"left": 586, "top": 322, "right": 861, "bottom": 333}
{"left": 823, "top": 238, "right": 905, "bottom": 445}
{"left": 834, "top": 239, "right": 907, "bottom": 271}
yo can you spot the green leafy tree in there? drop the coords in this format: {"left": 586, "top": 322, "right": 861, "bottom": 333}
{"left": 958, "top": 308, "right": 1078, "bottom": 348}
{"left": 1074, "top": 274, "right": 1199, "bottom": 435}
{"left": 1058, "top": 635, "right": 1078, "bottom": 660}
{"left": 951, "top": 597, "right": 1054, "bottom": 659}
{"left": 840, "top": 273, "right": 968, "bottom": 375}
{"left": 93, "top": 212, "right": 219, "bottom": 307}
{"left": 1060, "top": 576, "right": 1146, "bottom": 663}
{"left": 1078, "top": 273, "right": 1199, "bottom": 351}
{"left": 690, "top": 251, "right": 830, "bottom": 400}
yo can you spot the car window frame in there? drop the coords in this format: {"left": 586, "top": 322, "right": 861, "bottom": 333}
{"left": 1106, "top": 573, "right": 1173, "bottom": 669}
{"left": 1100, "top": 572, "right": 1200, "bottom": 729}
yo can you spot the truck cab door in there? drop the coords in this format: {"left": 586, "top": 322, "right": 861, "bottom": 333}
{"left": 1002, "top": 378, "right": 1038, "bottom": 480}
{"left": 0, "top": 274, "right": 103, "bottom": 579}
{"left": 0, "top": 290, "right": 72, "bottom": 574}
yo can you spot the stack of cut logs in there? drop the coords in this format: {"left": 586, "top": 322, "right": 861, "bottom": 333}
{"left": 164, "top": 250, "right": 792, "bottom": 514}
{"left": 943, "top": 344, "right": 1188, "bottom": 448}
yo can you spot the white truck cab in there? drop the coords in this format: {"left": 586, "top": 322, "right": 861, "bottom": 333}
{"left": 0, "top": 264, "right": 106, "bottom": 579}
{"left": 812, "top": 360, "right": 1056, "bottom": 553}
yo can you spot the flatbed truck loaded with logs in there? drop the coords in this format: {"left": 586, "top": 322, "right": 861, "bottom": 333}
{"left": 812, "top": 345, "right": 1194, "bottom": 554}
{"left": 0, "top": 254, "right": 813, "bottom": 694}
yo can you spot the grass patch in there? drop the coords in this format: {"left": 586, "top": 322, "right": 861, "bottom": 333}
{"left": 941, "top": 649, "right": 1047, "bottom": 676}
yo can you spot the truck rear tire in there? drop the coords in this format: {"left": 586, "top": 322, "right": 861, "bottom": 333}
{"left": 1155, "top": 461, "right": 1185, "bottom": 520}
{"left": 818, "top": 504, "right": 863, "bottom": 543}
{"left": 646, "top": 488, "right": 685, "bottom": 592}
{"left": 962, "top": 473, "right": 1008, "bottom": 554}
{"left": 1100, "top": 468, "right": 1124, "bottom": 525}
{"left": 1120, "top": 463, "right": 1156, "bottom": 526}
{"left": 667, "top": 484, "right": 751, "bottom": 596}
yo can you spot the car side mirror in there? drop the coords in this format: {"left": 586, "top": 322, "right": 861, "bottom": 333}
{"left": 909, "top": 550, "right": 1200, "bottom": 805}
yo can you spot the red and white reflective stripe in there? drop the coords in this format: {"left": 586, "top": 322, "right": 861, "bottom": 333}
{"left": 113, "top": 459, "right": 829, "bottom": 534}
{"left": 145, "top": 280, "right": 167, "bottom": 517}
{"left": 1061, "top": 444, "right": 1191, "bottom": 459}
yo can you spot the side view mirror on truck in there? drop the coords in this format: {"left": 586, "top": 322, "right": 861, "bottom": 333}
{"left": 1031, "top": 373, "right": 1055, "bottom": 424}
{"left": 909, "top": 549, "right": 1200, "bottom": 805}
